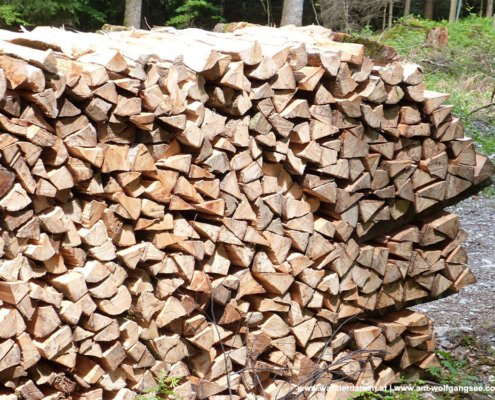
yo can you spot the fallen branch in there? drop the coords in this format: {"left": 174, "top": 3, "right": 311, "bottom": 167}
{"left": 420, "top": 58, "right": 450, "bottom": 68}
{"left": 469, "top": 102, "right": 495, "bottom": 115}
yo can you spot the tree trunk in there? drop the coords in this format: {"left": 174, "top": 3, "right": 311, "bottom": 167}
{"left": 424, "top": 0, "right": 434, "bottom": 19}
{"left": 449, "top": 0, "right": 457, "bottom": 22}
{"left": 344, "top": 0, "right": 350, "bottom": 32}
{"left": 487, "top": 0, "right": 494, "bottom": 17}
{"left": 404, "top": 0, "right": 411, "bottom": 16}
{"left": 389, "top": 0, "right": 394, "bottom": 28}
{"left": 124, "top": 0, "right": 142, "bottom": 28}
{"left": 280, "top": 0, "right": 304, "bottom": 26}
{"left": 383, "top": 3, "right": 387, "bottom": 31}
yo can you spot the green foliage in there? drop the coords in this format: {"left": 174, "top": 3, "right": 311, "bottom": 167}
{"left": 0, "top": 5, "right": 28, "bottom": 26}
{"left": 360, "top": 25, "right": 374, "bottom": 38}
{"left": 482, "top": 185, "right": 495, "bottom": 198}
{"left": 426, "top": 366, "right": 443, "bottom": 376}
{"left": 125, "top": 313, "right": 136, "bottom": 321}
{"left": 427, "top": 350, "right": 488, "bottom": 397}
{"left": 166, "top": 0, "right": 225, "bottom": 29}
{"left": 136, "top": 370, "right": 181, "bottom": 400}
{"left": 435, "top": 350, "right": 460, "bottom": 375}
{"left": 470, "top": 125, "right": 495, "bottom": 156}
{"left": 0, "top": 0, "right": 106, "bottom": 29}
{"left": 460, "top": 335, "right": 475, "bottom": 346}
{"left": 57, "top": 0, "right": 107, "bottom": 24}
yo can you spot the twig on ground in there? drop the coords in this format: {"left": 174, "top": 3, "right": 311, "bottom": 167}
{"left": 378, "top": 28, "right": 389, "bottom": 42}
{"left": 469, "top": 102, "right": 495, "bottom": 115}
{"left": 421, "top": 59, "right": 450, "bottom": 68}
{"left": 144, "top": 17, "right": 152, "bottom": 30}
{"left": 395, "top": 43, "right": 427, "bottom": 50}
{"left": 423, "top": 380, "right": 442, "bottom": 386}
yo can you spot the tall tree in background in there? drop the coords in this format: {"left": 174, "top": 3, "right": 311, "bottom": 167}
{"left": 404, "top": 0, "right": 411, "bottom": 16}
{"left": 388, "top": 0, "right": 394, "bottom": 28}
{"left": 449, "top": 0, "right": 457, "bottom": 21}
{"left": 280, "top": 0, "right": 304, "bottom": 26}
{"left": 487, "top": 0, "right": 493, "bottom": 17}
{"left": 124, "top": 0, "right": 142, "bottom": 28}
{"left": 424, "top": 0, "right": 434, "bottom": 19}
{"left": 2, "top": 0, "right": 493, "bottom": 33}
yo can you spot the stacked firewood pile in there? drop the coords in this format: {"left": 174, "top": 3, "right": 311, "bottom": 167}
{"left": 0, "top": 23, "right": 492, "bottom": 400}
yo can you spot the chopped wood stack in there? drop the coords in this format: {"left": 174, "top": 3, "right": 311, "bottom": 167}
{"left": 0, "top": 23, "right": 491, "bottom": 399}
{"left": 262, "top": 309, "right": 441, "bottom": 398}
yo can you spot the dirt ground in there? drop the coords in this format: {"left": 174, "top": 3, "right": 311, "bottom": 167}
{"left": 412, "top": 195, "right": 495, "bottom": 352}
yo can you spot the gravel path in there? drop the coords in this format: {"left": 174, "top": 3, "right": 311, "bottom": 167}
{"left": 412, "top": 196, "right": 495, "bottom": 341}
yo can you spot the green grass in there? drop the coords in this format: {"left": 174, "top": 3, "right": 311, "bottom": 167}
{"left": 136, "top": 370, "right": 181, "bottom": 400}
{"left": 366, "top": 15, "right": 495, "bottom": 157}
{"left": 482, "top": 184, "right": 495, "bottom": 197}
